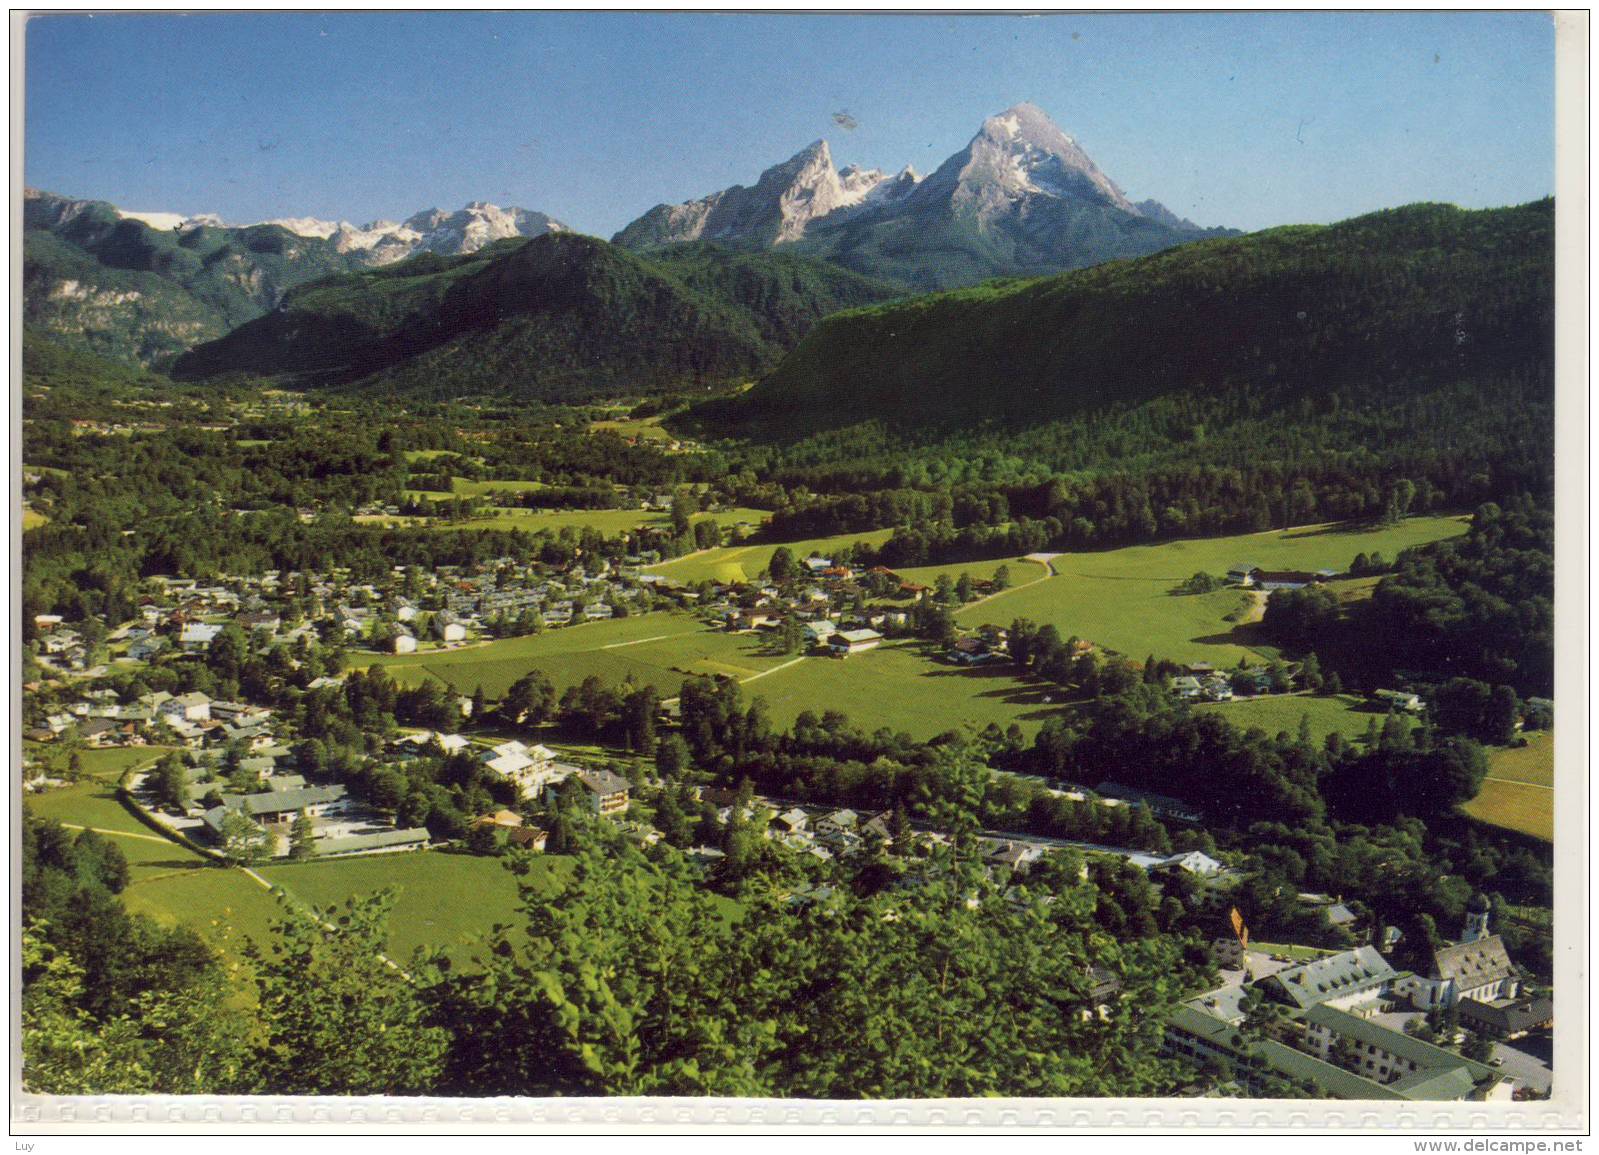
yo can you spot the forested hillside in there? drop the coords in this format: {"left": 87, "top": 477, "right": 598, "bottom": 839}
{"left": 717, "top": 201, "right": 1554, "bottom": 433}
{"left": 171, "top": 235, "right": 899, "bottom": 401}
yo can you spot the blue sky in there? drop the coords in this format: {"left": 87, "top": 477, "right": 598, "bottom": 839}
{"left": 25, "top": 11, "right": 1555, "bottom": 237}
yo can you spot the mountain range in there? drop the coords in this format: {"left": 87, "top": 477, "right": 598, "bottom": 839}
{"left": 24, "top": 103, "right": 1234, "bottom": 369}
{"left": 23, "top": 189, "right": 568, "bottom": 366}
{"left": 113, "top": 199, "right": 567, "bottom": 266}
{"left": 614, "top": 103, "right": 1233, "bottom": 289}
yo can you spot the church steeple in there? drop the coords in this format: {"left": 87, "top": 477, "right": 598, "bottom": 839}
{"left": 1461, "top": 893, "right": 1491, "bottom": 943}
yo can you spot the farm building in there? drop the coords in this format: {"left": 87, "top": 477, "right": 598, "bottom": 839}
{"left": 1373, "top": 689, "right": 1424, "bottom": 712}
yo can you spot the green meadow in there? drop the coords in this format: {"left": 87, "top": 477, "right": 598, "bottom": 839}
{"left": 949, "top": 516, "right": 1469, "bottom": 666}
{"left": 745, "top": 639, "right": 1055, "bottom": 740}
{"left": 645, "top": 528, "right": 897, "bottom": 584}
{"left": 255, "top": 850, "right": 571, "bottom": 964}
{"left": 1196, "top": 692, "right": 1416, "bottom": 745}
{"left": 28, "top": 743, "right": 175, "bottom": 781}
{"left": 1462, "top": 732, "right": 1554, "bottom": 842}
{"left": 403, "top": 477, "right": 547, "bottom": 499}
{"left": 589, "top": 415, "right": 675, "bottom": 441}
{"left": 365, "top": 612, "right": 792, "bottom": 698}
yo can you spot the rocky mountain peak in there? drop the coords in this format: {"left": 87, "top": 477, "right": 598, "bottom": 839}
{"left": 917, "top": 102, "right": 1137, "bottom": 218}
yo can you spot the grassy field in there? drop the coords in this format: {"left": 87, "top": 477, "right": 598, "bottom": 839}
{"left": 24, "top": 772, "right": 244, "bottom": 947}
{"left": 590, "top": 415, "right": 675, "bottom": 442}
{"left": 645, "top": 528, "right": 897, "bottom": 585}
{"left": 1252, "top": 942, "right": 1337, "bottom": 961}
{"left": 22, "top": 507, "right": 49, "bottom": 530}
{"left": 1462, "top": 780, "right": 1553, "bottom": 842}
{"left": 365, "top": 612, "right": 793, "bottom": 698}
{"left": 121, "top": 866, "right": 290, "bottom": 957}
{"left": 745, "top": 639, "right": 1055, "bottom": 740}
{"left": 1196, "top": 693, "right": 1416, "bottom": 744}
{"left": 256, "top": 850, "right": 572, "bottom": 964}
{"left": 1485, "top": 731, "right": 1554, "bottom": 786}
{"left": 1462, "top": 732, "right": 1554, "bottom": 841}
{"left": 27, "top": 764, "right": 578, "bottom": 966}
{"left": 895, "top": 556, "right": 1052, "bottom": 590}
{"left": 946, "top": 516, "right": 1469, "bottom": 666}
{"left": 404, "top": 477, "right": 548, "bottom": 499}
{"left": 27, "top": 743, "right": 175, "bottom": 780}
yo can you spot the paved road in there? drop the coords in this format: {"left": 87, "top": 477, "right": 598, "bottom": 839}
{"left": 1492, "top": 1033, "right": 1553, "bottom": 1094}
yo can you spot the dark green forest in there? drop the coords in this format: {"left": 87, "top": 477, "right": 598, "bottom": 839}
{"left": 170, "top": 235, "right": 900, "bottom": 400}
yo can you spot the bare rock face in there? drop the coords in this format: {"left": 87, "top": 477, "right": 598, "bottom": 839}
{"left": 911, "top": 102, "right": 1138, "bottom": 222}
{"left": 615, "top": 140, "right": 897, "bottom": 249}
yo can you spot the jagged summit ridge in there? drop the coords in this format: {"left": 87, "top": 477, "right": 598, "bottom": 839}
{"left": 613, "top": 138, "right": 911, "bottom": 249}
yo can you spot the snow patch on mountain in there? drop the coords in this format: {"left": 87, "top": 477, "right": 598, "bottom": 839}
{"left": 117, "top": 209, "right": 225, "bottom": 230}
{"left": 110, "top": 200, "right": 566, "bottom": 266}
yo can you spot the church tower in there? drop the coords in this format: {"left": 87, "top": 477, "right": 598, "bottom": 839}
{"left": 1461, "top": 893, "right": 1491, "bottom": 944}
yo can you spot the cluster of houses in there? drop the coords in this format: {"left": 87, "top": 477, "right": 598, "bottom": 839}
{"left": 1169, "top": 660, "right": 1294, "bottom": 703}
{"left": 1169, "top": 901, "right": 1547, "bottom": 1100}
{"left": 27, "top": 552, "right": 681, "bottom": 674}
{"left": 708, "top": 559, "right": 912, "bottom": 655}
{"left": 26, "top": 687, "right": 276, "bottom": 751}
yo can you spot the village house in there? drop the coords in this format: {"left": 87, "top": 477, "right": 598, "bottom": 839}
{"left": 828, "top": 628, "right": 883, "bottom": 657}
{"left": 128, "top": 636, "right": 166, "bottom": 662}
{"left": 475, "top": 809, "right": 524, "bottom": 830}
{"left": 1456, "top": 994, "right": 1552, "bottom": 1040}
{"left": 507, "top": 826, "right": 549, "bottom": 851}
{"left": 158, "top": 691, "right": 212, "bottom": 723}
{"left": 237, "top": 610, "right": 282, "bottom": 634}
{"left": 572, "top": 768, "right": 631, "bottom": 816}
{"left": 179, "top": 622, "right": 222, "bottom": 651}
{"left": 1171, "top": 675, "right": 1203, "bottom": 700}
{"left": 1151, "top": 850, "right": 1225, "bottom": 878}
{"left": 803, "top": 620, "right": 838, "bottom": 647}
{"left": 1094, "top": 781, "right": 1204, "bottom": 823}
{"left": 432, "top": 610, "right": 467, "bottom": 642}
{"left": 982, "top": 839, "right": 1044, "bottom": 874}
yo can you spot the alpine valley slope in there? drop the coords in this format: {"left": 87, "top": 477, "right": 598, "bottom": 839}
{"left": 172, "top": 233, "right": 902, "bottom": 401}
{"left": 615, "top": 103, "right": 1233, "bottom": 290}
{"left": 702, "top": 200, "right": 1554, "bottom": 436}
